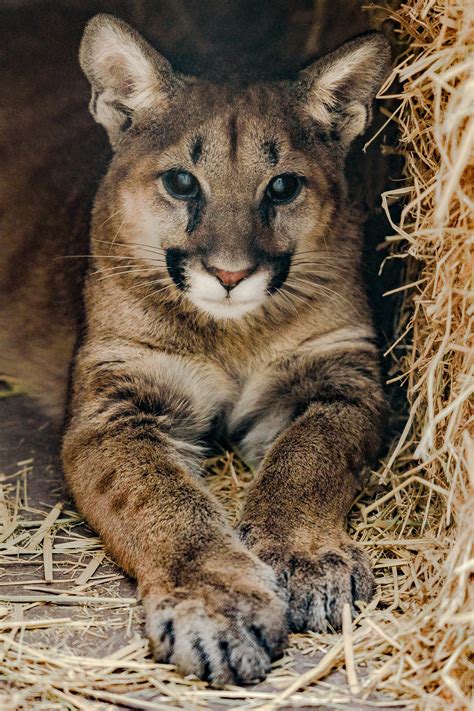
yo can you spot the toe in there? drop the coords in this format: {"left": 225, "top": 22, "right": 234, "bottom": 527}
{"left": 146, "top": 598, "right": 282, "bottom": 686}
{"left": 145, "top": 603, "right": 176, "bottom": 662}
{"left": 284, "top": 546, "right": 375, "bottom": 633}
{"left": 219, "top": 636, "right": 271, "bottom": 684}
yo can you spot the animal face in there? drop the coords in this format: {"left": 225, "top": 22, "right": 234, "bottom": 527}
{"left": 105, "top": 86, "right": 337, "bottom": 320}
{"left": 80, "top": 15, "right": 390, "bottom": 320}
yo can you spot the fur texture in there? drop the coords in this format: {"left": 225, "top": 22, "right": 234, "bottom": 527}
{"left": 0, "top": 9, "right": 390, "bottom": 685}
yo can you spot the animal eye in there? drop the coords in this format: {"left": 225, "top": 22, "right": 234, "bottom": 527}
{"left": 163, "top": 170, "right": 200, "bottom": 200}
{"left": 266, "top": 174, "right": 302, "bottom": 204}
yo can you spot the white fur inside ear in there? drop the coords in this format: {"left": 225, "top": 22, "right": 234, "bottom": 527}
{"left": 302, "top": 35, "right": 389, "bottom": 146}
{"left": 80, "top": 15, "right": 170, "bottom": 144}
{"left": 338, "top": 101, "right": 368, "bottom": 144}
{"left": 91, "top": 23, "right": 158, "bottom": 111}
{"left": 307, "top": 43, "right": 378, "bottom": 126}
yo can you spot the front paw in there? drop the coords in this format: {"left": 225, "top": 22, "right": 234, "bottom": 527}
{"left": 142, "top": 551, "right": 288, "bottom": 685}
{"left": 241, "top": 532, "right": 374, "bottom": 633}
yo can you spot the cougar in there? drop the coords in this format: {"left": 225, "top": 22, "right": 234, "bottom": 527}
{"left": 0, "top": 11, "right": 390, "bottom": 685}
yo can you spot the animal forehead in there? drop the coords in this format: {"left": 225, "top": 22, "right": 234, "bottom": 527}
{"left": 184, "top": 86, "right": 293, "bottom": 169}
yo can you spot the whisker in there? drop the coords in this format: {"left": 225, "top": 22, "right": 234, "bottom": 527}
{"left": 268, "top": 293, "right": 283, "bottom": 317}
{"left": 91, "top": 237, "right": 165, "bottom": 258}
{"left": 56, "top": 254, "right": 164, "bottom": 262}
{"left": 272, "top": 288, "right": 299, "bottom": 317}
{"left": 281, "top": 286, "right": 326, "bottom": 318}
{"left": 93, "top": 263, "right": 166, "bottom": 275}
{"left": 292, "top": 255, "right": 348, "bottom": 263}
{"left": 289, "top": 276, "right": 329, "bottom": 289}
{"left": 94, "top": 207, "right": 124, "bottom": 229}
{"left": 110, "top": 220, "right": 127, "bottom": 249}
{"left": 127, "top": 277, "right": 167, "bottom": 291}
{"left": 290, "top": 260, "right": 349, "bottom": 270}
{"left": 292, "top": 252, "right": 346, "bottom": 258}
{"left": 281, "top": 286, "right": 314, "bottom": 309}
{"left": 290, "top": 269, "right": 336, "bottom": 280}
{"left": 133, "top": 282, "right": 176, "bottom": 308}
{"left": 286, "top": 277, "right": 353, "bottom": 307}
{"left": 292, "top": 249, "right": 345, "bottom": 256}
{"left": 95, "top": 268, "right": 164, "bottom": 282}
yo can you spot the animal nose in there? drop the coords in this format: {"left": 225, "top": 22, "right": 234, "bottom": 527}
{"left": 206, "top": 265, "right": 254, "bottom": 290}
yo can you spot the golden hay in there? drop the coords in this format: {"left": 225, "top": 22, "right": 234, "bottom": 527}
{"left": 0, "top": 0, "right": 472, "bottom": 709}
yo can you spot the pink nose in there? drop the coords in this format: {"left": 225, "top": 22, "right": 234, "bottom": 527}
{"left": 208, "top": 266, "right": 253, "bottom": 289}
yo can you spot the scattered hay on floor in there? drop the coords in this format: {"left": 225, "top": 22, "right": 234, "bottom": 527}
{"left": 0, "top": 458, "right": 410, "bottom": 710}
{"left": 0, "top": 0, "right": 472, "bottom": 708}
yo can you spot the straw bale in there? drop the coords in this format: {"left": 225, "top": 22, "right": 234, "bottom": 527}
{"left": 0, "top": 0, "right": 472, "bottom": 708}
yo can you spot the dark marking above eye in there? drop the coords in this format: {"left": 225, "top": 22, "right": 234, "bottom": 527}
{"left": 190, "top": 135, "right": 203, "bottom": 164}
{"left": 263, "top": 139, "right": 279, "bottom": 166}
{"left": 229, "top": 113, "right": 238, "bottom": 161}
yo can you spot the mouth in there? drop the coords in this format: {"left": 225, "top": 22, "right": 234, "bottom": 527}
{"left": 165, "top": 248, "right": 293, "bottom": 320}
{"left": 191, "top": 294, "right": 266, "bottom": 320}
{"left": 202, "top": 296, "right": 257, "bottom": 306}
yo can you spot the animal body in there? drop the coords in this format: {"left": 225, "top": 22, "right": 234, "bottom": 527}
{"left": 0, "top": 4, "right": 390, "bottom": 685}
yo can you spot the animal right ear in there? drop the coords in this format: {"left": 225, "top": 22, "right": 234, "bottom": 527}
{"left": 79, "top": 14, "right": 174, "bottom": 147}
{"left": 298, "top": 33, "right": 391, "bottom": 148}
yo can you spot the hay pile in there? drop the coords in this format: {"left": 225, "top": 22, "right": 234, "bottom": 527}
{"left": 374, "top": 0, "right": 473, "bottom": 705}
{"left": 0, "top": 0, "right": 472, "bottom": 708}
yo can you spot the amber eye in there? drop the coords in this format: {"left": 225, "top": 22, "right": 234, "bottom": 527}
{"left": 163, "top": 170, "right": 200, "bottom": 200}
{"left": 266, "top": 174, "right": 302, "bottom": 204}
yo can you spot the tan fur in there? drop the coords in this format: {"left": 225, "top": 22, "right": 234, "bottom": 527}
{"left": 0, "top": 8, "right": 390, "bottom": 684}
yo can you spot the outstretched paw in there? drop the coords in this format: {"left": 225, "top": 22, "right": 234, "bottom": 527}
{"left": 143, "top": 552, "right": 288, "bottom": 685}
{"left": 241, "top": 531, "right": 374, "bottom": 633}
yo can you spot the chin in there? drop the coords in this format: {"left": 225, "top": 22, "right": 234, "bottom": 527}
{"left": 186, "top": 269, "right": 269, "bottom": 321}
{"left": 191, "top": 296, "right": 265, "bottom": 320}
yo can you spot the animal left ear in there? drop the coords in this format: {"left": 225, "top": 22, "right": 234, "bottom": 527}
{"left": 298, "top": 33, "right": 391, "bottom": 148}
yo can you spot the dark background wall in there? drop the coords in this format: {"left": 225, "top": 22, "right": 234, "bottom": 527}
{"left": 1, "top": 0, "right": 403, "bottom": 348}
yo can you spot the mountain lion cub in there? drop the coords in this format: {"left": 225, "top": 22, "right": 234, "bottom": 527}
{"left": 1, "top": 13, "right": 390, "bottom": 684}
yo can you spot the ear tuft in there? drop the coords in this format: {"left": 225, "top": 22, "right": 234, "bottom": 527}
{"left": 299, "top": 33, "right": 391, "bottom": 148}
{"left": 79, "top": 14, "right": 173, "bottom": 146}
